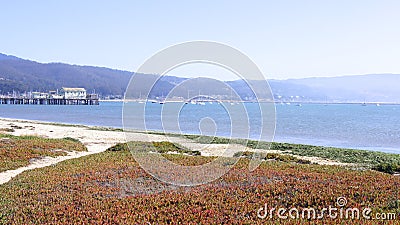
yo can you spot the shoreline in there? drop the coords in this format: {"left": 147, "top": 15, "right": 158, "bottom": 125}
{"left": 1, "top": 117, "right": 399, "bottom": 185}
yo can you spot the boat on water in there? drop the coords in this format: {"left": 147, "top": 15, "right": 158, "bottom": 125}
{"left": 361, "top": 98, "right": 368, "bottom": 106}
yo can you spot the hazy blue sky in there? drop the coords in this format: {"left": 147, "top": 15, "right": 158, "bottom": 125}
{"left": 1, "top": 1, "right": 399, "bottom": 79}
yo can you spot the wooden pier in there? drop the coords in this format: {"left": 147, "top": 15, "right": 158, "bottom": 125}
{"left": 0, "top": 97, "right": 99, "bottom": 105}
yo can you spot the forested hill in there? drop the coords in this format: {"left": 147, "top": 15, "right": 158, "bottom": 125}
{"left": 0, "top": 53, "right": 131, "bottom": 95}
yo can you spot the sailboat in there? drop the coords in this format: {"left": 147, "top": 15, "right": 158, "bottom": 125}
{"left": 361, "top": 98, "right": 367, "bottom": 106}
{"left": 323, "top": 97, "right": 329, "bottom": 106}
{"left": 138, "top": 92, "right": 144, "bottom": 103}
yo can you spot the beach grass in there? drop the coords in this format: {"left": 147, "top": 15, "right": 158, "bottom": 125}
{"left": 0, "top": 142, "right": 398, "bottom": 224}
{"left": 0, "top": 134, "right": 87, "bottom": 172}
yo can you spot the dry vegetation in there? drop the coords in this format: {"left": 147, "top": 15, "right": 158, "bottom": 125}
{"left": 0, "top": 141, "right": 398, "bottom": 224}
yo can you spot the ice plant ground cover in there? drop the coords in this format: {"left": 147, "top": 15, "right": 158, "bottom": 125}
{"left": 0, "top": 134, "right": 86, "bottom": 172}
{"left": 0, "top": 141, "right": 398, "bottom": 224}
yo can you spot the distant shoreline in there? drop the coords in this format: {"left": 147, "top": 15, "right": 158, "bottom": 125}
{"left": 99, "top": 99, "right": 400, "bottom": 105}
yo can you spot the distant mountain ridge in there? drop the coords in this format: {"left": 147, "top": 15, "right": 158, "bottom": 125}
{"left": 0, "top": 53, "right": 399, "bottom": 103}
{"left": 0, "top": 53, "right": 20, "bottom": 61}
{"left": 281, "top": 74, "right": 400, "bottom": 102}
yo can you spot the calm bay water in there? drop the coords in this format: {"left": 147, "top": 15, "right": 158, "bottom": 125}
{"left": 1, "top": 101, "right": 399, "bottom": 154}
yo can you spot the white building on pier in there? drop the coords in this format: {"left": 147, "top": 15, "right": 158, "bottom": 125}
{"left": 60, "top": 87, "right": 87, "bottom": 99}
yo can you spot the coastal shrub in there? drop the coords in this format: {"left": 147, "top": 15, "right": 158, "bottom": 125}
{"left": 0, "top": 128, "right": 14, "bottom": 132}
{"left": 372, "top": 163, "right": 400, "bottom": 174}
{"left": 233, "top": 151, "right": 254, "bottom": 158}
{"left": 182, "top": 135, "right": 230, "bottom": 144}
{"left": 265, "top": 153, "right": 292, "bottom": 161}
{"left": 107, "top": 141, "right": 201, "bottom": 156}
{"left": 152, "top": 141, "right": 201, "bottom": 156}
{"left": 62, "top": 137, "right": 80, "bottom": 143}
{"left": 152, "top": 141, "right": 183, "bottom": 153}
{"left": 10, "top": 125, "right": 22, "bottom": 129}
{"left": 106, "top": 143, "right": 128, "bottom": 151}
{"left": 296, "top": 158, "right": 312, "bottom": 164}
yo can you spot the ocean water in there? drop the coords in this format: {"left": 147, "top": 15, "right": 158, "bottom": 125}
{"left": 1, "top": 101, "right": 399, "bottom": 154}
